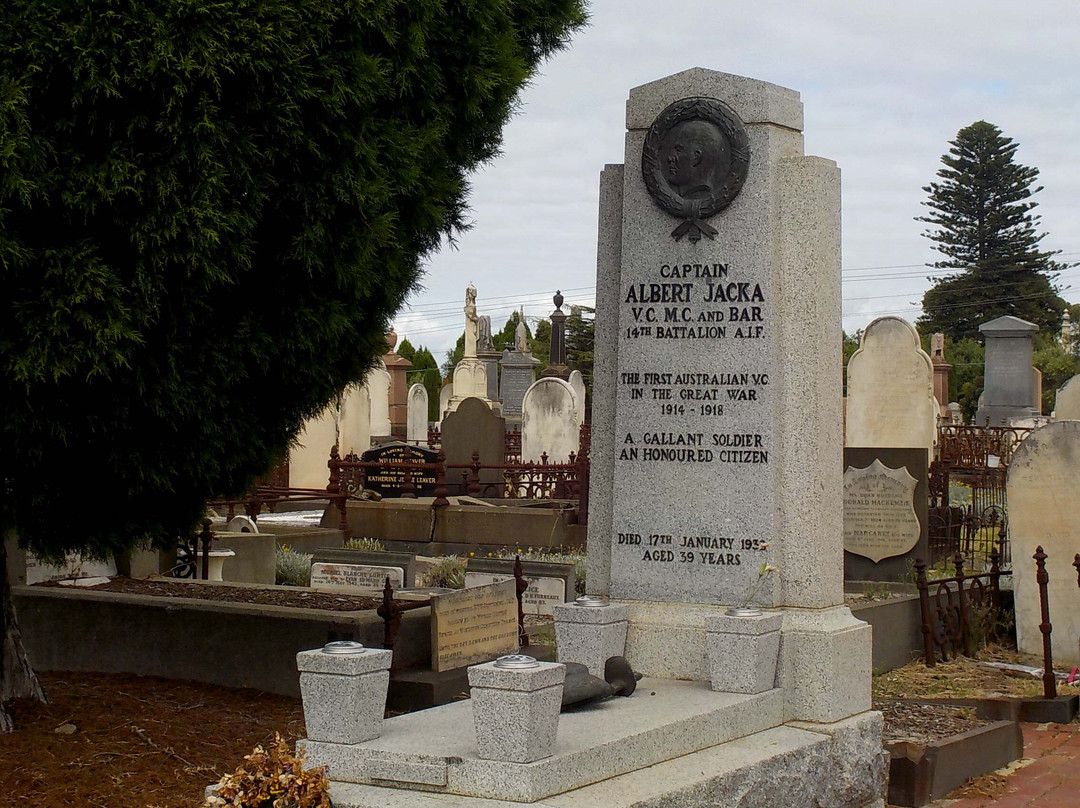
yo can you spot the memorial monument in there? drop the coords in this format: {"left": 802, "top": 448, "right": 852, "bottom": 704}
{"left": 446, "top": 283, "right": 500, "bottom": 414}
{"left": 296, "top": 69, "right": 885, "bottom": 808}
{"left": 499, "top": 312, "right": 541, "bottom": 425}
{"left": 976, "top": 315, "right": 1041, "bottom": 425}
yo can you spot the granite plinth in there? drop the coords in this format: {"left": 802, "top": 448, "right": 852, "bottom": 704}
{"left": 297, "top": 647, "right": 392, "bottom": 744}
{"left": 706, "top": 610, "right": 782, "bottom": 694}
{"left": 553, "top": 602, "right": 629, "bottom": 678}
{"left": 469, "top": 660, "right": 565, "bottom": 763}
{"left": 325, "top": 710, "right": 886, "bottom": 808}
{"left": 301, "top": 679, "right": 783, "bottom": 802}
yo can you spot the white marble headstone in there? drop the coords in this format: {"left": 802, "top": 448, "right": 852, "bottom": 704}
{"left": 845, "top": 317, "right": 936, "bottom": 451}
{"left": 522, "top": 377, "right": 579, "bottom": 463}
{"left": 406, "top": 383, "right": 429, "bottom": 444}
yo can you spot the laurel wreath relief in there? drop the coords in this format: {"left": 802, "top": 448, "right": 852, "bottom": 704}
{"left": 641, "top": 97, "right": 750, "bottom": 243}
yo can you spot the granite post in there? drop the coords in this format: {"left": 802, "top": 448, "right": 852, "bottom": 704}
{"left": 553, "top": 599, "right": 630, "bottom": 678}
{"left": 541, "top": 291, "right": 570, "bottom": 380}
{"left": 467, "top": 656, "right": 565, "bottom": 763}
{"left": 297, "top": 642, "right": 392, "bottom": 745}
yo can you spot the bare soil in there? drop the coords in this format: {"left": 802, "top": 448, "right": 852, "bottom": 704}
{"left": 0, "top": 671, "right": 305, "bottom": 808}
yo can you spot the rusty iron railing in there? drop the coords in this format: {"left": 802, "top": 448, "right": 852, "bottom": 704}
{"left": 915, "top": 549, "right": 1011, "bottom": 666}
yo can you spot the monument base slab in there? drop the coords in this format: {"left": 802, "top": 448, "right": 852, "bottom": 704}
{"left": 325, "top": 710, "right": 886, "bottom": 808}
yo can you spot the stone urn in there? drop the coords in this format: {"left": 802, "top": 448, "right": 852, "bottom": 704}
{"left": 705, "top": 609, "right": 782, "bottom": 694}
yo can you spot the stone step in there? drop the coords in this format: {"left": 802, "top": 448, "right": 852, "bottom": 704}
{"left": 303, "top": 679, "right": 784, "bottom": 803}
{"left": 326, "top": 712, "right": 886, "bottom": 808}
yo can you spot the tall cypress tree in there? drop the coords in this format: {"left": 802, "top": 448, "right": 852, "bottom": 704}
{"left": 916, "top": 121, "right": 1068, "bottom": 341}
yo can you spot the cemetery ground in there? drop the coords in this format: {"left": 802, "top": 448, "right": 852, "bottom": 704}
{"left": 5, "top": 569, "right": 1079, "bottom": 808}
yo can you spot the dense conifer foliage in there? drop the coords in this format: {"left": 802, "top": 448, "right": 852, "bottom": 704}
{"left": 0, "top": 0, "right": 586, "bottom": 556}
{"left": 916, "top": 121, "right": 1068, "bottom": 341}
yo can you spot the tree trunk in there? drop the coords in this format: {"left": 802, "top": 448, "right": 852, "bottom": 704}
{"left": 1, "top": 537, "right": 47, "bottom": 731}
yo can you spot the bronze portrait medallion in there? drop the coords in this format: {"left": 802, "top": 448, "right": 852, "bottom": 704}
{"left": 642, "top": 97, "right": 750, "bottom": 242}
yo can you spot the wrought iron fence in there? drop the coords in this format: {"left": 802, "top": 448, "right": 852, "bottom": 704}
{"left": 915, "top": 549, "right": 1011, "bottom": 666}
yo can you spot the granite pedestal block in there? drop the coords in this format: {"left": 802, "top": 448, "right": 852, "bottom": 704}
{"left": 297, "top": 645, "right": 393, "bottom": 744}
{"left": 706, "top": 610, "right": 782, "bottom": 694}
{"left": 553, "top": 602, "right": 629, "bottom": 678}
{"left": 467, "top": 659, "right": 565, "bottom": 763}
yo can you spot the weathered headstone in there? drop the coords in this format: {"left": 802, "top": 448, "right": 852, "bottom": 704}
{"left": 477, "top": 315, "right": 502, "bottom": 404}
{"left": 289, "top": 402, "right": 337, "bottom": 489}
{"left": 359, "top": 442, "right": 438, "bottom": 498}
{"left": 1054, "top": 373, "right": 1080, "bottom": 420}
{"left": 440, "top": 397, "right": 505, "bottom": 491}
{"left": 568, "top": 370, "right": 587, "bottom": 427}
{"left": 521, "top": 377, "right": 580, "bottom": 463}
{"left": 365, "top": 364, "right": 393, "bottom": 438}
{"left": 1007, "top": 421, "right": 1080, "bottom": 665}
{"left": 406, "top": 383, "right": 428, "bottom": 444}
{"left": 383, "top": 330, "right": 413, "bottom": 440}
{"left": 588, "top": 68, "right": 873, "bottom": 725}
{"left": 977, "top": 315, "right": 1040, "bottom": 426}
{"left": 429, "top": 580, "right": 518, "bottom": 672}
{"left": 465, "top": 558, "right": 575, "bottom": 616}
{"left": 312, "top": 548, "right": 417, "bottom": 587}
{"left": 339, "top": 382, "right": 371, "bottom": 456}
{"left": 311, "top": 561, "right": 405, "bottom": 591}
{"left": 845, "top": 316, "right": 936, "bottom": 451}
{"left": 499, "top": 345, "right": 540, "bottom": 424}
{"left": 842, "top": 448, "right": 929, "bottom": 581}
{"left": 437, "top": 380, "right": 453, "bottom": 425}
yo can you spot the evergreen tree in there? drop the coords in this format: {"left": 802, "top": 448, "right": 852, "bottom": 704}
{"left": 0, "top": 0, "right": 585, "bottom": 730}
{"left": 916, "top": 121, "right": 1069, "bottom": 341}
{"left": 406, "top": 347, "right": 442, "bottom": 422}
{"left": 565, "top": 305, "right": 595, "bottom": 390}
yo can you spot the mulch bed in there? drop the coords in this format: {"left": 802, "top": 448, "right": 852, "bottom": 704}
{"left": 876, "top": 699, "right": 991, "bottom": 745}
{"left": 0, "top": 671, "right": 305, "bottom": 808}
{"left": 37, "top": 577, "right": 381, "bottom": 612}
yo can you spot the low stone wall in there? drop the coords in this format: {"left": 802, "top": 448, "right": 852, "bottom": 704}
{"left": 13, "top": 584, "right": 429, "bottom": 698}
{"left": 326, "top": 500, "right": 585, "bottom": 550}
{"left": 847, "top": 590, "right": 923, "bottom": 673}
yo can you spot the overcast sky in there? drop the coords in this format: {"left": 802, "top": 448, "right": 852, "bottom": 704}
{"left": 393, "top": 0, "right": 1080, "bottom": 359}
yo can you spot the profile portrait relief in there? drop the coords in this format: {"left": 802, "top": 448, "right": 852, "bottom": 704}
{"left": 661, "top": 119, "right": 731, "bottom": 200}
{"left": 642, "top": 96, "right": 750, "bottom": 241}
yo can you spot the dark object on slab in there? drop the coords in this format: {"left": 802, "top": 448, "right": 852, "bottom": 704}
{"left": 561, "top": 662, "right": 613, "bottom": 707}
{"left": 605, "top": 655, "right": 638, "bottom": 697}
{"left": 561, "top": 656, "right": 641, "bottom": 708}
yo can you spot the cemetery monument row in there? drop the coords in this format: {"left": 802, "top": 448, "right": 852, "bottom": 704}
{"left": 297, "top": 69, "right": 885, "bottom": 808}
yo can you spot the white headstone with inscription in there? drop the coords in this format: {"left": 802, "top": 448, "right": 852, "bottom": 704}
{"left": 845, "top": 316, "right": 936, "bottom": 451}
{"left": 406, "top": 383, "right": 428, "bottom": 444}
{"left": 310, "top": 561, "right": 404, "bottom": 592}
{"left": 521, "top": 377, "right": 579, "bottom": 463}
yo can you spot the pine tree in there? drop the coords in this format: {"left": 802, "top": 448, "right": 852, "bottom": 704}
{"left": 916, "top": 121, "right": 1069, "bottom": 341}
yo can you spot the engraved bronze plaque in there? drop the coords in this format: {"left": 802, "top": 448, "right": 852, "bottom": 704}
{"left": 642, "top": 97, "right": 750, "bottom": 242}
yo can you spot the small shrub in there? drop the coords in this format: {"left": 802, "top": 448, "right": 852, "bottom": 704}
{"left": 276, "top": 545, "right": 312, "bottom": 587}
{"left": 206, "top": 733, "right": 330, "bottom": 808}
{"left": 421, "top": 555, "right": 466, "bottom": 589}
{"left": 344, "top": 536, "right": 386, "bottom": 552}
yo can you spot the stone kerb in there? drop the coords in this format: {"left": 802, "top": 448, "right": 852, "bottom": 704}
{"left": 521, "top": 376, "right": 580, "bottom": 463}
{"left": 845, "top": 316, "right": 936, "bottom": 451}
{"left": 1053, "top": 373, "right": 1080, "bottom": 420}
{"left": 1006, "top": 421, "right": 1080, "bottom": 666}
